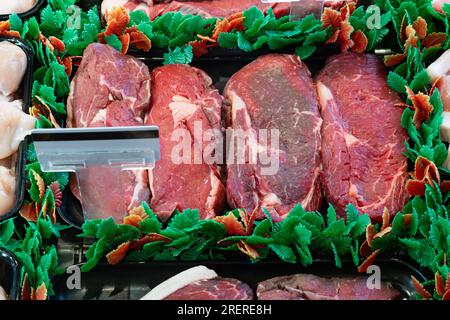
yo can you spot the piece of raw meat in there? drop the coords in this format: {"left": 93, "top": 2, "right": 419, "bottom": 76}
{"left": 224, "top": 54, "right": 322, "bottom": 220}
{"left": 148, "top": 0, "right": 290, "bottom": 19}
{"left": 0, "top": 100, "right": 35, "bottom": 159}
{"left": 257, "top": 274, "right": 400, "bottom": 300}
{"left": 67, "top": 43, "right": 151, "bottom": 220}
{"left": 0, "top": 41, "right": 28, "bottom": 97}
{"left": 0, "top": 0, "right": 36, "bottom": 14}
{"left": 316, "top": 53, "right": 409, "bottom": 221}
{"left": 165, "top": 278, "right": 254, "bottom": 300}
{"left": 146, "top": 64, "right": 225, "bottom": 221}
{"left": 0, "top": 165, "right": 16, "bottom": 216}
{"left": 102, "top": 0, "right": 352, "bottom": 20}
{"left": 141, "top": 266, "right": 253, "bottom": 300}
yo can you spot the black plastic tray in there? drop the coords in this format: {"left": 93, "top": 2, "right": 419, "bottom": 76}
{"left": 0, "top": 37, "right": 34, "bottom": 222}
{"left": 0, "top": 0, "right": 45, "bottom": 21}
{"left": 0, "top": 248, "right": 21, "bottom": 300}
{"left": 51, "top": 258, "right": 426, "bottom": 300}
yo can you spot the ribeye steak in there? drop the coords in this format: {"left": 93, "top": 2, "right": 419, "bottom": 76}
{"left": 224, "top": 54, "right": 322, "bottom": 220}
{"left": 316, "top": 53, "right": 409, "bottom": 221}
{"left": 146, "top": 64, "right": 226, "bottom": 221}
{"left": 67, "top": 43, "right": 151, "bottom": 220}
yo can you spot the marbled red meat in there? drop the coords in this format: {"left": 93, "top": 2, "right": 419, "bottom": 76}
{"left": 67, "top": 43, "right": 151, "bottom": 220}
{"left": 257, "top": 274, "right": 400, "bottom": 300}
{"left": 224, "top": 54, "right": 322, "bottom": 220}
{"left": 146, "top": 64, "right": 226, "bottom": 221}
{"left": 316, "top": 53, "right": 409, "bottom": 221}
{"left": 165, "top": 278, "right": 253, "bottom": 300}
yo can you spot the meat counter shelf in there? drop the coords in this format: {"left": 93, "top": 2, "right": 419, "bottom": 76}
{"left": 51, "top": 234, "right": 427, "bottom": 300}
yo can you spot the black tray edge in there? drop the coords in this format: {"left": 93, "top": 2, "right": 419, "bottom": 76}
{"left": 0, "top": 247, "right": 21, "bottom": 300}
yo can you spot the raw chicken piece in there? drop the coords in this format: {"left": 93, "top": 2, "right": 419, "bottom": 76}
{"left": 428, "top": 49, "right": 450, "bottom": 170}
{"left": 0, "top": 100, "right": 36, "bottom": 159}
{"left": 427, "top": 49, "right": 450, "bottom": 112}
{"left": 0, "top": 42, "right": 27, "bottom": 97}
{"left": 0, "top": 165, "right": 16, "bottom": 216}
{"left": 0, "top": 0, "right": 36, "bottom": 15}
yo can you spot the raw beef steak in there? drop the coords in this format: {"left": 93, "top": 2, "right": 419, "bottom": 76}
{"left": 224, "top": 54, "right": 322, "bottom": 220}
{"left": 148, "top": 0, "right": 290, "bottom": 19}
{"left": 67, "top": 43, "right": 151, "bottom": 220}
{"left": 257, "top": 274, "right": 400, "bottom": 300}
{"left": 102, "top": 0, "right": 352, "bottom": 20}
{"left": 146, "top": 64, "right": 226, "bottom": 221}
{"left": 316, "top": 53, "right": 409, "bottom": 221}
{"left": 164, "top": 278, "right": 253, "bottom": 300}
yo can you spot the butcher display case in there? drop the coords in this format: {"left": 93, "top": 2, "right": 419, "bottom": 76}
{"left": 0, "top": 0, "right": 450, "bottom": 304}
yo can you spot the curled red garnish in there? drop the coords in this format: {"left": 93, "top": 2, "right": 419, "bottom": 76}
{"left": 422, "top": 32, "right": 447, "bottom": 48}
{"left": 357, "top": 249, "right": 380, "bottom": 273}
{"left": 104, "top": 7, "right": 130, "bottom": 36}
{"left": 365, "top": 224, "right": 376, "bottom": 247}
{"left": 49, "top": 181, "right": 62, "bottom": 208}
{"left": 322, "top": 7, "right": 342, "bottom": 29}
{"left": 57, "top": 56, "right": 73, "bottom": 77}
{"left": 412, "top": 17, "right": 427, "bottom": 40}
{"left": 351, "top": 30, "right": 368, "bottom": 53}
{"left": 405, "top": 156, "right": 450, "bottom": 196}
{"left": 0, "top": 20, "right": 20, "bottom": 39}
{"left": 128, "top": 206, "right": 148, "bottom": 219}
{"left": 129, "top": 233, "right": 171, "bottom": 251}
{"left": 106, "top": 242, "right": 131, "bottom": 265}
{"left": 193, "top": 11, "right": 245, "bottom": 57}
{"left": 20, "top": 202, "right": 40, "bottom": 222}
{"left": 321, "top": 3, "right": 364, "bottom": 53}
{"left": 21, "top": 274, "right": 31, "bottom": 300}
{"left": 215, "top": 212, "right": 246, "bottom": 235}
{"left": 405, "top": 87, "right": 434, "bottom": 128}
{"left": 49, "top": 36, "right": 65, "bottom": 52}
{"left": 384, "top": 53, "right": 406, "bottom": 67}
{"left": 436, "top": 272, "right": 446, "bottom": 296}
{"left": 237, "top": 241, "right": 260, "bottom": 260}
{"left": 404, "top": 25, "right": 418, "bottom": 51}
{"left": 339, "top": 19, "right": 354, "bottom": 52}
{"left": 403, "top": 213, "right": 412, "bottom": 226}
{"left": 34, "top": 283, "right": 47, "bottom": 300}
{"left": 411, "top": 275, "right": 432, "bottom": 299}
{"left": 123, "top": 213, "right": 144, "bottom": 227}
{"left": 30, "top": 98, "right": 61, "bottom": 128}
{"left": 119, "top": 33, "right": 130, "bottom": 54}
{"left": 129, "top": 31, "right": 151, "bottom": 52}
{"left": 190, "top": 40, "right": 209, "bottom": 57}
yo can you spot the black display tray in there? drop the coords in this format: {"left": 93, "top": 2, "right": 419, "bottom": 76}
{"left": 0, "top": 0, "right": 45, "bottom": 21}
{"left": 0, "top": 248, "right": 21, "bottom": 300}
{"left": 51, "top": 258, "right": 426, "bottom": 300}
{"left": 0, "top": 37, "right": 34, "bottom": 222}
